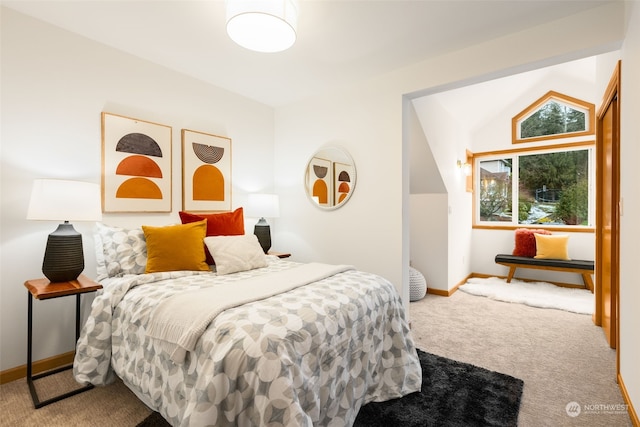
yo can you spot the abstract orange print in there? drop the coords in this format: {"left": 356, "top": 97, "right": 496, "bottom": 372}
{"left": 191, "top": 143, "right": 225, "bottom": 201}
{"left": 115, "top": 133, "right": 164, "bottom": 200}
{"left": 182, "top": 129, "right": 232, "bottom": 211}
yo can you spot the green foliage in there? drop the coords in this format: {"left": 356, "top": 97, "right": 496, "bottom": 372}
{"left": 554, "top": 180, "right": 589, "bottom": 225}
{"left": 519, "top": 150, "right": 588, "bottom": 195}
{"left": 518, "top": 200, "right": 531, "bottom": 222}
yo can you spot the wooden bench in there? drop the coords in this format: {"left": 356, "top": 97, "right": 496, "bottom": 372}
{"left": 495, "top": 254, "right": 594, "bottom": 292}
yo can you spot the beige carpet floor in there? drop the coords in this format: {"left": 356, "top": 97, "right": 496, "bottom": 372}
{"left": 410, "top": 291, "right": 632, "bottom": 427}
{"left": 0, "top": 290, "right": 632, "bottom": 426}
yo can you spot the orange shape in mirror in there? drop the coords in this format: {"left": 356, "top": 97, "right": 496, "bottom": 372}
{"left": 313, "top": 180, "right": 328, "bottom": 204}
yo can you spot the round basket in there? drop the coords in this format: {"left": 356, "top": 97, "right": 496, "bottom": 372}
{"left": 409, "top": 266, "right": 427, "bottom": 301}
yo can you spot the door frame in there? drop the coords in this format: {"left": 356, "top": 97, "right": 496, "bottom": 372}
{"left": 595, "top": 60, "right": 621, "bottom": 367}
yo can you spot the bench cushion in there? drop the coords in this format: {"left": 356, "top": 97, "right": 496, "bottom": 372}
{"left": 495, "top": 254, "right": 594, "bottom": 271}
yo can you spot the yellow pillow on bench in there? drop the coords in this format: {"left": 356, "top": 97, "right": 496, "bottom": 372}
{"left": 534, "top": 234, "right": 570, "bottom": 260}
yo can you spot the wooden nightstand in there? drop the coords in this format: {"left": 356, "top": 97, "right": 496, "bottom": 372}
{"left": 267, "top": 251, "right": 291, "bottom": 259}
{"left": 24, "top": 274, "right": 102, "bottom": 408}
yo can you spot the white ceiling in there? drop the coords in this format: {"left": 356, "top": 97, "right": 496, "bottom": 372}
{"left": 1, "top": 0, "right": 616, "bottom": 107}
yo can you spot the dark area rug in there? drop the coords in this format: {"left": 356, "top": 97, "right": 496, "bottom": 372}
{"left": 137, "top": 349, "right": 524, "bottom": 427}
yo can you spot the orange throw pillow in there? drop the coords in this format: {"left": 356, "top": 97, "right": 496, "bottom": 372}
{"left": 179, "top": 208, "right": 245, "bottom": 264}
{"left": 142, "top": 220, "right": 210, "bottom": 273}
{"left": 512, "top": 228, "right": 552, "bottom": 257}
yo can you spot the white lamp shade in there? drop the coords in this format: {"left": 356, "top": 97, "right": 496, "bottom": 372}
{"left": 27, "top": 179, "right": 103, "bottom": 222}
{"left": 226, "top": 0, "right": 298, "bottom": 53}
{"left": 247, "top": 193, "right": 280, "bottom": 218}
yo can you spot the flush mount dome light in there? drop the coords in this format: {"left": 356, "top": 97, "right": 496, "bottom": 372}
{"left": 226, "top": 0, "right": 298, "bottom": 53}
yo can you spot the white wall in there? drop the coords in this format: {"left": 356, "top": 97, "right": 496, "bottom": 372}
{"left": 411, "top": 95, "right": 473, "bottom": 291}
{"left": 273, "top": 84, "right": 406, "bottom": 293}
{"left": 407, "top": 101, "right": 450, "bottom": 292}
{"left": 410, "top": 194, "right": 448, "bottom": 291}
{"left": 619, "top": 0, "right": 640, "bottom": 417}
{"left": 0, "top": 9, "right": 275, "bottom": 371}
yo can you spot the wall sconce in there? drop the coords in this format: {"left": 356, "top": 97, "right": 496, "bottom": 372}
{"left": 457, "top": 160, "right": 472, "bottom": 176}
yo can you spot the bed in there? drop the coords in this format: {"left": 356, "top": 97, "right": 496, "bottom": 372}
{"left": 73, "top": 217, "right": 422, "bottom": 426}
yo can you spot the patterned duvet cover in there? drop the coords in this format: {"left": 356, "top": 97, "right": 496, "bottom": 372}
{"left": 73, "top": 258, "right": 422, "bottom": 426}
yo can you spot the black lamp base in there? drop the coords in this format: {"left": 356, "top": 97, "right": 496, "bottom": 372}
{"left": 42, "top": 222, "right": 84, "bottom": 283}
{"left": 254, "top": 218, "right": 272, "bottom": 254}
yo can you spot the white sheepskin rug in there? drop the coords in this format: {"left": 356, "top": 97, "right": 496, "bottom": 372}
{"left": 459, "top": 277, "right": 594, "bottom": 315}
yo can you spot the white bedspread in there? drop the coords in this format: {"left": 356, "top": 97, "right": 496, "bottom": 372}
{"left": 147, "top": 263, "right": 353, "bottom": 363}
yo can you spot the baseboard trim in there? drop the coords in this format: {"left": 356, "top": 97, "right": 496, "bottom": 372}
{"left": 0, "top": 351, "right": 75, "bottom": 385}
{"left": 617, "top": 372, "right": 640, "bottom": 426}
{"left": 426, "top": 273, "right": 476, "bottom": 297}
{"left": 426, "top": 288, "right": 451, "bottom": 297}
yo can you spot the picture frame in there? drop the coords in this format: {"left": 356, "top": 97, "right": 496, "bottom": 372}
{"left": 333, "top": 161, "right": 355, "bottom": 206}
{"left": 181, "top": 129, "right": 232, "bottom": 212}
{"left": 306, "top": 156, "right": 333, "bottom": 207}
{"left": 101, "top": 112, "right": 172, "bottom": 212}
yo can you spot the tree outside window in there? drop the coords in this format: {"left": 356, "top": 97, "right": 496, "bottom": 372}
{"left": 520, "top": 101, "right": 586, "bottom": 139}
{"left": 479, "top": 159, "right": 512, "bottom": 222}
{"left": 518, "top": 150, "right": 589, "bottom": 225}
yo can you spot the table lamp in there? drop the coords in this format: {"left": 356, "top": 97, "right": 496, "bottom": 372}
{"left": 27, "top": 179, "right": 102, "bottom": 283}
{"left": 247, "top": 193, "right": 280, "bottom": 253}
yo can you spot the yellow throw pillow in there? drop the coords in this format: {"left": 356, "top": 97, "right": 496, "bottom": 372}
{"left": 534, "top": 234, "right": 570, "bottom": 260}
{"left": 142, "top": 220, "right": 210, "bottom": 273}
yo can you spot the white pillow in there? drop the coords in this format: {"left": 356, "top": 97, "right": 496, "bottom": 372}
{"left": 204, "top": 234, "right": 267, "bottom": 275}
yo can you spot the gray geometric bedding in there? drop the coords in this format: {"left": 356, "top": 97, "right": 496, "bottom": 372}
{"left": 73, "top": 258, "right": 422, "bottom": 426}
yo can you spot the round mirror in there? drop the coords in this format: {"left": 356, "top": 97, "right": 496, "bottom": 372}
{"left": 304, "top": 146, "right": 356, "bottom": 210}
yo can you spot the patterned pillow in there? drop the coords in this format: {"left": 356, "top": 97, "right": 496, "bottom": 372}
{"left": 94, "top": 228, "right": 108, "bottom": 282}
{"left": 95, "top": 222, "right": 148, "bottom": 279}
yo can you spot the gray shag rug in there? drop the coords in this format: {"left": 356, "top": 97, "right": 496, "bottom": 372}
{"left": 137, "top": 349, "right": 523, "bottom": 427}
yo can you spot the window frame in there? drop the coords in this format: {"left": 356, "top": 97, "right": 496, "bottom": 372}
{"left": 512, "top": 91, "right": 595, "bottom": 144}
{"left": 472, "top": 141, "right": 595, "bottom": 232}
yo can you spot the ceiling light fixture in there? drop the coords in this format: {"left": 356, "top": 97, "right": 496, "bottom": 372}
{"left": 226, "top": 0, "right": 298, "bottom": 53}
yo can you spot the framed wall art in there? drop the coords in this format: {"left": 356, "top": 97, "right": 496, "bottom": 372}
{"left": 102, "top": 112, "right": 172, "bottom": 212}
{"left": 181, "top": 129, "right": 232, "bottom": 211}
